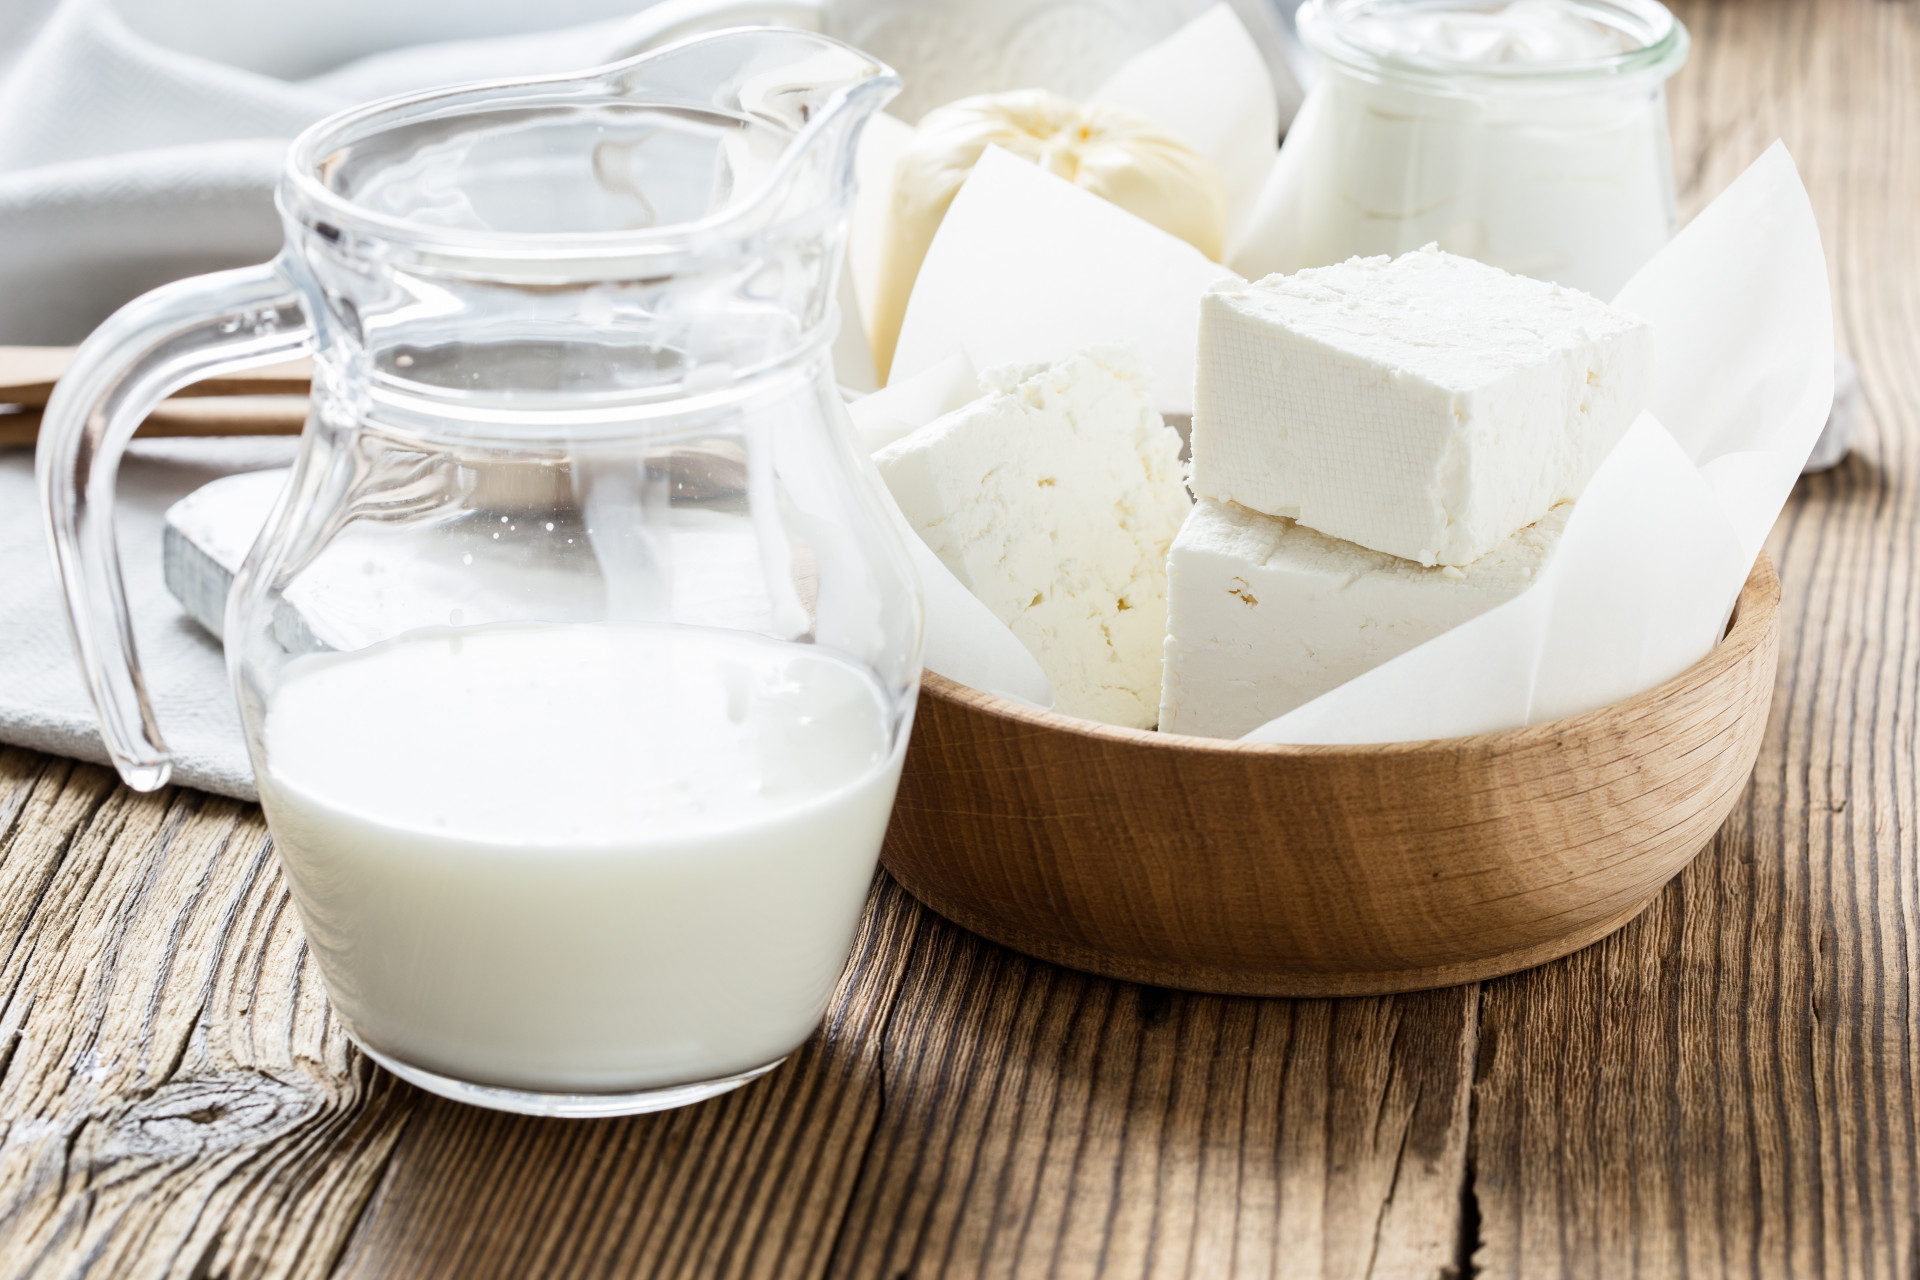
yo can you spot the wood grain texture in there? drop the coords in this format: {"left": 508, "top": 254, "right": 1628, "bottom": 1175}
{"left": 0, "top": 736, "right": 1483, "bottom": 1279}
{"left": 824, "top": 914, "right": 1474, "bottom": 1280}
{"left": 1465, "top": 0, "right": 1920, "bottom": 1273}
{"left": 0, "top": 343, "right": 311, "bottom": 446}
{"left": 329, "top": 877, "right": 922, "bottom": 1280}
{"left": 883, "top": 558, "right": 1780, "bottom": 998}
{"left": 0, "top": 748, "right": 410, "bottom": 1280}
{"left": 331, "top": 878, "right": 1476, "bottom": 1280}
{"left": 0, "top": 1, "right": 1913, "bottom": 1275}
{"left": 0, "top": 397, "right": 308, "bottom": 448}
{"left": 0, "top": 347, "right": 310, "bottom": 408}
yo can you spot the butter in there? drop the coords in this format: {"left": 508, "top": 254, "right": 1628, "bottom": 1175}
{"left": 869, "top": 91, "right": 1227, "bottom": 382}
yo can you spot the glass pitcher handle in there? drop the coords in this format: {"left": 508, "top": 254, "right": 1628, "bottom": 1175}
{"left": 609, "top": 0, "right": 825, "bottom": 57}
{"left": 37, "top": 259, "right": 313, "bottom": 792}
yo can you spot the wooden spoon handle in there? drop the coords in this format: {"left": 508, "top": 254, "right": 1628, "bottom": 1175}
{"left": 0, "top": 345, "right": 313, "bottom": 409}
{"left": 0, "top": 397, "right": 310, "bottom": 449}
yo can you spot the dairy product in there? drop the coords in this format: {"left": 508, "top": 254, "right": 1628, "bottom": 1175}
{"left": 1232, "top": 0, "right": 1687, "bottom": 299}
{"left": 873, "top": 349, "right": 1189, "bottom": 728}
{"left": 1160, "top": 498, "right": 1571, "bottom": 738}
{"left": 886, "top": 145, "right": 1238, "bottom": 417}
{"left": 870, "top": 90, "right": 1227, "bottom": 381}
{"left": 255, "top": 622, "right": 902, "bottom": 1095}
{"left": 1346, "top": 0, "right": 1635, "bottom": 64}
{"left": 1189, "top": 246, "right": 1651, "bottom": 566}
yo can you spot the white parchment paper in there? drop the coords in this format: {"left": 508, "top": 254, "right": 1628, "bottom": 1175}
{"left": 1090, "top": 3, "right": 1279, "bottom": 250}
{"left": 845, "top": 366, "right": 1055, "bottom": 709}
{"left": 1242, "top": 142, "right": 1831, "bottom": 743}
{"left": 863, "top": 2, "right": 1277, "bottom": 411}
{"left": 890, "top": 146, "right": 1241, "bottom": 414}
{"left": 134, "top": 144, "right": 1829, "bottom": 754}
{"left": 877, "top": 142, "right": 1833, "bottom": 744}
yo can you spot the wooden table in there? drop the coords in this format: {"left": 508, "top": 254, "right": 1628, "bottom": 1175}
{"left": 1, "top": 1, "right": 1913, "bottom": 1274}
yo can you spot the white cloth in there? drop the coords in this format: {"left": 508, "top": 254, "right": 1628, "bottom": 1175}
{"left": 0, "top": 0, "right": 690, "bottom": 794}
{"left": 0, "top": 0, "right": 679, "bottom": 343}
{"left": 0, "top": 438, "right": 294, "bottom": 798}
{"left": 0, "top": 0, "right": 1306, "bottom": 793}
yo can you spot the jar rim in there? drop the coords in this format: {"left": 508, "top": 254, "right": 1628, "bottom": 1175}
{"left": 276, "top": 27, "right": 898, "bottom": 281}
{"left": 1297, "top": 0, "right": 1689, "bottom": 89}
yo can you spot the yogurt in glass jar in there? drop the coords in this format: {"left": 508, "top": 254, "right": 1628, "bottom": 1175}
{"left": 1240, "top": 0, "right": 1689, "bottom": 298}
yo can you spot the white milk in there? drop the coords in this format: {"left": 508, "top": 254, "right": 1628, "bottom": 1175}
{"left": 1251, "top": 0, "right": 1684, "bottom": 299}
{"left": 1345, "top": 1, "right": 1634, "bottom": 64}
{"left": 255, "top": 622, "right": 904, "bottom": 1095}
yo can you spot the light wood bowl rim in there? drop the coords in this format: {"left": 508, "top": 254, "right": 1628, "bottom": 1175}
{"left": 920, "top": 552, "right": 1780, "bottom": 756}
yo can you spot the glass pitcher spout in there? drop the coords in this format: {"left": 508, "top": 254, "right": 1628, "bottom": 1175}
{"left": 289, "top": 27, "right": 898, "bottom": 258}
{"left": 39, "top": 27, "right": 905, "bottom": 792}
{"left": 279, "top": 28, "right": 901, "bottom": 400}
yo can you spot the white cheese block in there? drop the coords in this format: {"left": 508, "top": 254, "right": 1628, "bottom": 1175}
{"left": 874, "top": 348, "right": 1190, "bottom": 729}
{"left": 164, "top": 466, "right": 790, "bottom": 654}
{"left": 163, "top": 469, "right": 290, "bottom": 639}
{"left": 1188, "top": 245, "right": 1651, "bottom": 566}
{"left": 1160, "top": 497, "right": 1571, "bottom": 739}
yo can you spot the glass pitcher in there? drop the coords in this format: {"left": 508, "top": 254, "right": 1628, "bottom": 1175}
{"left": 617, "top": 0, "right": 1253, "bottom": 122}
{"left": 38, "top": 28, "right": 921, "bottom": 1117}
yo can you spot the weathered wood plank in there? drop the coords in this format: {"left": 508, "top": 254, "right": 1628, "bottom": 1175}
{"left": 328, "top": 876, "right": 924, "bottom": 1280}
{"left": 2, "top": 2, "right": 1912, "bottom": 1276}
{"left": 825, "top": 916, "right": 1476, "bottom": 1279}
{"left": 332, "top": 877, "right": 1476, "bottom": 1280}
{"left": 0, "top": 735, "right": 1476, "bottom": 1280}
{"left": 1468, "top": 0, "right": 1920, "bottom": 1273}
{"left": 0, "top": 747, "right": 413, "bottom": 1280}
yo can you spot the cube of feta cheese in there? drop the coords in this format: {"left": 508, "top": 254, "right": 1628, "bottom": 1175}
{"left": 1160, "top": 497, "right": 1570, "bottom": 739}
{"left": 874, "top": 348, "right": 1190, "bottom": 728}
{"left": 1189, "top": 245, "right": 1650, "bottom": 567}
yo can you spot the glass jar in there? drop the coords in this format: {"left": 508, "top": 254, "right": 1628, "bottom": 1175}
{"left": 1243, "top": 0, "right": 1688, "bottom": 298}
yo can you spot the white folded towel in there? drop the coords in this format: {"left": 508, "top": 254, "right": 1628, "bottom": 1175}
{"left": 0, "top": 0, "right": 684, "bottom": 794}
{"left": 0, "top": 439, "right": 294, "bottom": 798}
{"left": 0, "top": 0, "right": 675, "bottom": 343}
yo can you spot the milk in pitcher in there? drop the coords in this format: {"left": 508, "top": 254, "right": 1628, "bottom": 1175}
{"left": 256, "top": 622, "right": 903, "bottom": 1098}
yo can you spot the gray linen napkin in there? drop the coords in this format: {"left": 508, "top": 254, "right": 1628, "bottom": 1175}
{"left": 0, "top": 438, "right": 295, "bottom": 799}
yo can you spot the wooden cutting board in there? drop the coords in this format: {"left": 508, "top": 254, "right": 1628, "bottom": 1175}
{"left": 0, "top": 345, "right": 311, "bottom": 447}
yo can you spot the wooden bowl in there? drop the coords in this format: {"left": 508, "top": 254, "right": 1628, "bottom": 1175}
{"left": 881, "top": 554, "right": 1782, "bottom": 997}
